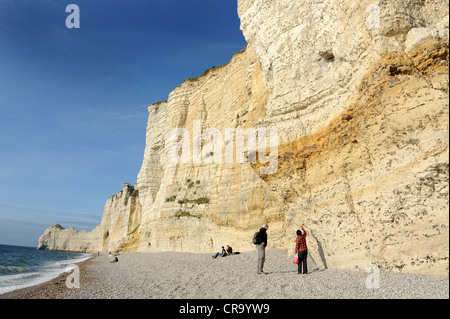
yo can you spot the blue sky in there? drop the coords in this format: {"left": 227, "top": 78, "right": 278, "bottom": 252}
{"left": 0, "top": 0, "right": 247, "bottom": 247}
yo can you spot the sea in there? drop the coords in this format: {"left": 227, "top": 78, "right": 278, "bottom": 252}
{"left": 0, "top": 244, "right": 92, "bottom": 295}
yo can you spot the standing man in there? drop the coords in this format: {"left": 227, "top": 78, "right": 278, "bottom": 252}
{"left": 257, "top": 224, "right": 269, "bottom": 274}
{"left": 295, "top": 225, "right": 308, "bottom": 274}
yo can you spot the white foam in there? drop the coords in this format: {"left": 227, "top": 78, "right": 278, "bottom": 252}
{"left": 0, "top": 254, "right": 92, "bottom": 295}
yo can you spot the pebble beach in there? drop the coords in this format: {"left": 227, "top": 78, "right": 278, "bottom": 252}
{"left": 1, "top": 249, "right": 448, "bottom": 299}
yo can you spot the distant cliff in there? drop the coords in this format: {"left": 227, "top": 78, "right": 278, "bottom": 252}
{"left": 38, "top": 0, "right": 449, "bottom": 278}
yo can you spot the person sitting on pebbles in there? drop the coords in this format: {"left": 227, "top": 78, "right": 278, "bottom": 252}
{"left": 212, "top": 246, "right": 227, "bottom": 258}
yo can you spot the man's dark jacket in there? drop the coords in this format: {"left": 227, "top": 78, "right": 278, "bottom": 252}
{"left": 257, "top": 227, "right": 267, "bottom": 247}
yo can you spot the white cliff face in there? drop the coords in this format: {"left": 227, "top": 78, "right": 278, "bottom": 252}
{"left": 237, "top": 0, "right": 449, "bottom": 277}
{"left": 238, "top": 0, "right": 449, "bottom": 142}
{"left": 37, "top": 183, "right": 141, "bottom": 253}
{"left": 99, "top": 183, "right": 142, "bottom": 252}
{"left": 38, "top": 224, "right": 102, "bottom": 253}
{"left": 38, "top": 0, "right": 449, "bottom": 278}
{"left": 135, "top": 47, "right": 282, "bottom": 253}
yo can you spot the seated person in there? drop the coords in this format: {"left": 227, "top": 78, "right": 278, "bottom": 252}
{"left": 212, "top": 246, "right": 227, "bottom": 258}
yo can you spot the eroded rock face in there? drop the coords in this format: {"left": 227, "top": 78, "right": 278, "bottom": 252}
{"left": 251, "top": 38, "right": 449, "bottom": 278}
{"left": 38, "top": 183, "right": 141, "bottom": 253}
{"left": 38, "top": 0, "right": 449, "bottom": 278}
{"left": 236, "top": 0, "right": 449, "bottom": 278}
{"left": 238, "top": 0, "right": 449, "bottom": 141}
{"left": 38, "top": 224, "right": 102, "bottom": 253}
{"left": 134, "top": 46, "right": 281, "bottom": 254}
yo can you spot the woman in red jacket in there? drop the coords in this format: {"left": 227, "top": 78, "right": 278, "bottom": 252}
{"left": 295, "top": 226, "right": 308, "bottom": 274}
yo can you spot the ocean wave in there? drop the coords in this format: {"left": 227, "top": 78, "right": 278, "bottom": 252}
{"left": 0, "top": 271, "right": 42, "bottom": 295}
{"left": 0, "top": 247, "right": 92, "bottom": 295}
{"left": 0, "top": 265, "right": 30, "bottom": 275}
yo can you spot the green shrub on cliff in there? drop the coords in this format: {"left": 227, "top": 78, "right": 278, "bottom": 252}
{"left": 166, "top": 195, "right": 177, "bottom": 202}
{"left": 175, "top": 211, "right": 202, "bottom": 219}
{"left": 177, "top": 198, "right": 209, "bottom": 205}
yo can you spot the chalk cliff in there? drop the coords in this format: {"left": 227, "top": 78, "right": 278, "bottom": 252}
{"left": 38, "top": 0, "right": 449, "bottom": 278}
